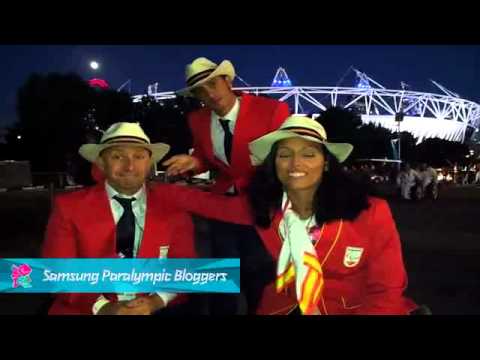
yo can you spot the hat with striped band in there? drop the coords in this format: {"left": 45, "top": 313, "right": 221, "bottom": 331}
{"left": 79, "top": 122, "right": 170, "bottom": 164}
{"left": 177, "top": 57, "right": 235, "bottom": 97}
{"left": 249, "top": 115, "right": 353, "bottom": 166}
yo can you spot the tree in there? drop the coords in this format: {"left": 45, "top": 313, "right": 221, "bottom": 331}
{"left": 397, "top": 131, "right": 417, "bottom": 164}
{"left": 317, "top": 107, "right": 395, "bottom": 161}
{"left": 317, "top": 107, "right": 363, "bottom": 144}
{"left": 13, "top": 72, "right": 94, "bottom": 172}
{"left": 9, "top": 72, "right": 135, "bottom": 185}
{"left": 92, "top": 89, "right": 134, "bottom": 130}
{"left": 354, "top": 124, "right": 395, "bottom": 160}
{"left": 134, "top": 96, "right": 194, "bottom": 163}
{"left": 414, "top": 138, "right": 470, "bottom": 167}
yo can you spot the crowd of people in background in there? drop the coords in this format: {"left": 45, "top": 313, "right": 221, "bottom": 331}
{"left": 342, "top": 160, "right": 480, "bottom": 201}
{"left": 396, "top": 163, "right": 438, "bottom": 201}
{"left": 452, "top": 163, "right": 480, "bottom": 186}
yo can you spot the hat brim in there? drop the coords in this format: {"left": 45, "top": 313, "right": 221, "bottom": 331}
{"left": 176, "top": 60, "right": 236, "bottom": 97}
{"left": 249, "top": 130, "right": 353, "bottom": 166}
{"left": 79, "top": 142, "right": 170, "bottom": 164}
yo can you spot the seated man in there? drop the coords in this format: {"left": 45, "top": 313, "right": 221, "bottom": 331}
{"left": 42, "top": 122, "right": 197, "bottom": 315}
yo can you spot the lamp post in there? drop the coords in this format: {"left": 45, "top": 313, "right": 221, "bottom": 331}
{"left": 395, "top": 110, "right": 404, "bottom": 170}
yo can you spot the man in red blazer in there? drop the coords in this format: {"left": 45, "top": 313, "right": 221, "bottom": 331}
{"left": 42, "top": 122, "right": 197, "bottom": 315}
{"left": 162, "top": 57, "right": 290, "bottom": 314}
{"left": 163, "top": 57, "right": 290, "bottom": 194}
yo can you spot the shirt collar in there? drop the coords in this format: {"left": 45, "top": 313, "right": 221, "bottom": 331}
{"left": 212, "top": 97, "right": 240, "bottom": 122}
{"left": 105, "top": 181, "right": 146, "bottom": 203}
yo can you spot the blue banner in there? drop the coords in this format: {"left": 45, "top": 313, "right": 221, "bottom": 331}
{"left": 0, "top": 258, "right": 240, "bottom": 293}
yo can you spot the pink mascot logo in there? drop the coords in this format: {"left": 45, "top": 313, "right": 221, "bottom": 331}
{"left": 11, "top": 264, "right": 33, "bottom": 289}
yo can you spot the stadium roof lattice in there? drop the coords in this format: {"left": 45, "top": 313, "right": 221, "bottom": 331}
{"left": 132, "top": 67, "right": 480, "bottom": 143}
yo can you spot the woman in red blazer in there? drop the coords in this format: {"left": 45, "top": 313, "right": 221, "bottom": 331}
{"left": 161, "top": 115, "right": 418, "bottom": 315}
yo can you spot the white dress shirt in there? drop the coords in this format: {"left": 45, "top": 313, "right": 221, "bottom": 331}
{"left": 211, "top": 97, "right": 240, "bottom": 165}
{"left": 105, "top": 182, "right": 146, "bottom": 258}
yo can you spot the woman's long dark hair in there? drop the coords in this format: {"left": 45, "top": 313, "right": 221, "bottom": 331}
{"left": 247, "top": 142, "right": 371, "bottom": 228}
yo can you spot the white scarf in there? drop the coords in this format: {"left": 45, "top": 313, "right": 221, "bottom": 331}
{"left": 276, "top": 193, "right": 324, "bottom": 315}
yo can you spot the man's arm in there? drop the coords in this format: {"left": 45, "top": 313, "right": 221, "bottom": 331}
{"left": 97, "top": 296, "right": 159, "bottom": 315}
{"left": 166, "top": 210, "right": 197, "bottom": 259}
{"left": 42, "top": 196, "right": 77, "bottom": 258}
{"left": 186, "top": 117, "right": 210, "bottom": 175}
{"left": 162, "top": 115, "right": 211, "bottom": 176}
{"left": 159, "top": 183, "right": 253, "bottom": 226}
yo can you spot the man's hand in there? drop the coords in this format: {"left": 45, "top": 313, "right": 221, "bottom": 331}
{"left": 162, "top": 155, "right": 200, "bottom": 176}
{"left": 96, "top": 300, "right": 144, "bottom": 315}
{"left": 97, "top": 295, "right": 165, "bottom": 315}
{"left": 125, "top": 294, "right": 166, "bottom": 314}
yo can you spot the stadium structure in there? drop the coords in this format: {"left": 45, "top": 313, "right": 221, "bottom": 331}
{"left": 131, "top": 67, "right": 480, "bottom": 144}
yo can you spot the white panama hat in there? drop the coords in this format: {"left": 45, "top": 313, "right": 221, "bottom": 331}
{"left": 79, "top": 122, "right": 170, "bottom": 164}
{"left": 177, "top": 57, "right": 235, "bottom": 97}
{"left": 249, "top": 115, "right": 353, "bottom": 165}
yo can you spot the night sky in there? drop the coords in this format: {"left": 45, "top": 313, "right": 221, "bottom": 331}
{"left": 1, "top": 45, "right": 479, "bottom": 128}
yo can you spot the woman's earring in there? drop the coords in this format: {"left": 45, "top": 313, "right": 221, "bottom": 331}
{"left": 324, "top": 162, "right": 329, "bottom": 172}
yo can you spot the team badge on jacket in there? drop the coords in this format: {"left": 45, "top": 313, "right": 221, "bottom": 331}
{"left": 159, "top": 246, "right": 169, "bottom": 259}
{"left": 343, "top": 246, "right": 364, "bottom": 268}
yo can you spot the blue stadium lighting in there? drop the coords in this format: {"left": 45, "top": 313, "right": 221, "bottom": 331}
{"left": 356, "top": 79, "right": 370, "bottom": 89}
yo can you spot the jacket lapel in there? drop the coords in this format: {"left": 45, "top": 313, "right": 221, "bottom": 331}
{"left": 199, "top": 110, "right": 216, "bottom": 163}
{"left": 256, "top": 210, "right": 284, "bottom": 260}
{"left": 137, "top": 185, "right": 170, "bottom": 258}
{"left": 78, "top": 184, "right": 117, "bottom": 257}
{"left": 315, "top": 220, "right": 344, "bottom": 266}
{"left": 230, "top": 94, "right": 253, "bottom": 176}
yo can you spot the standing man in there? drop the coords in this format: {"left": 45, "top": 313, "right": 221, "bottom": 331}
{"left": 420, "top": 163, "right": 438, "bottom": 199}
{"left": 42, "top": 122, "right": 197, "bottom": 315}
{"left": 163, "top": 57, "right": 290, "bottom": 314}
{"left": 397, "top": 163, "right": 419, "bottom": 200}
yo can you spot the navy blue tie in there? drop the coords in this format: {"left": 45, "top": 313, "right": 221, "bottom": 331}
{"left": 219, "top": 119, "right": 233, "bottom": 163}
{"left": 113, "top": 196, "right": 136, "bottom": 258}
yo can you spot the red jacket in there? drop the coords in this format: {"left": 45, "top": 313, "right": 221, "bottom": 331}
{"left": 160, "top": 184, "right": 417, "bottom": 315}
{"left": 42, "top": 182, "right": 196, "bottom": 315}
{"left": 188, "top": 93, "right": 289, "bottom": 194}
{"left": 90, "top": 163, "right": 104, "bottom": 183}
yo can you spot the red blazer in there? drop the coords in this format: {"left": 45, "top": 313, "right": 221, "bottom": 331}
{"left": 188, "top": 93, "right": 290, "bottom": 194}
{"left": 42, "top": 182, "right": 196, "bottom": 315}
{"left": 160, "top": 184, "right": 417, "bottom": 315}
{"left": 90, "top": 163, "right": 104, "bottom": 183}
{"left": 253, "top": 199, "right": 417, "bottom": 315}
